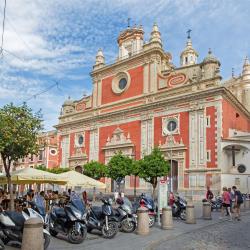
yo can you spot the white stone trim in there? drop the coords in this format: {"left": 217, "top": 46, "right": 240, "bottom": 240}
{"left": 143, "top": 64, "right": 149, "bottom": 94}
{"left": 89, "top": 128, "right": 99, "bottom": 161}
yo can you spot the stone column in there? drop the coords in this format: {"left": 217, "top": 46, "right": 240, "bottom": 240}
{"left": 186, "top": 203, "right": 196, "bottom": 224}
{"left": 161, "top": 207, "right": 173, "bottom": 230}
{"left": 136, "top": 207, "right": 150, "bottom": 235}
{"left": 202, "top": 202, "right": 212, "bottom": 220}
{"left": 21, "top": 218, "right": 44, "bottom": 250}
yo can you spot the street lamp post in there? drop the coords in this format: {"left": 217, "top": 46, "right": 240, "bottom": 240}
{"left": 169, "top": 133, "right": 173, "bottom": 193}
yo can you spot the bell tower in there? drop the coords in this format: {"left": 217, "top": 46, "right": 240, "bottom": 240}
{"left": 117, "top": 23, "right": 144, "bottom": 60}
{"left": 180, "top": 30, "right": 198, "bottom": 66}
{"left": 242, "top": 56, "right": 250, "bottom": 111}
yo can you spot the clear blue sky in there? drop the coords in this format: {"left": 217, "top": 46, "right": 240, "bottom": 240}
{"left": 0, "top": 0, "right": 249, "bottom": 130}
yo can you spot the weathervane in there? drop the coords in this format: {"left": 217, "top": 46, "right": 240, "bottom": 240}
{"left": 187, "top": 29, "right": 192, "bottom": 39}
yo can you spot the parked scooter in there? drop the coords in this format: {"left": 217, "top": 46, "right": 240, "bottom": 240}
{"left": 211, "top": 196, "right": 222, "bottom": 211}
{"left": 202, "top": 196, "right": 222, "bottom": 211}
{"left": 138, "top": 194, "right": 156, "bottom": 227}
{"left": 113, "top": 197, "right": 137, "bottom": 233}
{"left": 86, "top": 198, "right": 118, "bottom": 238}
{"left": 48, "top": 194, "right": 87, "bottom": 244}
{"left": 172, "top": 195, "right": 187, "bottom": 220}
{"left": 0, "top": 198, "right": 50, "bottom": 250}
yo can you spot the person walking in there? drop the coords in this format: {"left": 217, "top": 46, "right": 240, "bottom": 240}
{"left": 169, "top": 191, "right": 175, "bottom": 207}
{"left": 232, "top": 186, "right": 243, "bottom": 221}
{"left": 220, "top": 187, "right": 232, "bottom": 220}
{"left": 206, "top": 186, "right": 214, "bottom": 202}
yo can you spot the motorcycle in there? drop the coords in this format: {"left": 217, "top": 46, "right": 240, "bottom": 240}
{"left": 202, "top": 196, "right": 222, "bottom": 211}
{"left": 138, "top": 194, "right": 156, "bottom": 227}
{"left": 114, "top": 197, "right": 137, "bottom": 233}
{"left": 211, "top": 196, "right": 222, "bottom": 211}
{"left": 0, "top": 198, "right": 50, "bottom": 250}
{"left": 86, "top": 198, "right": 118, "bottom": 238}
{"left": 48, "top": 194, "right": 87, "bottom": 244}
{"left": 172, "top": 195, "right": 187, "bottom": 220}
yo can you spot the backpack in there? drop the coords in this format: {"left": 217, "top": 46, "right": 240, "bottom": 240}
{"left": 235, "top": 190, "right": 243, "bottom": 204}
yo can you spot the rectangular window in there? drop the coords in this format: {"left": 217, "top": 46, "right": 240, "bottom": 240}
{"left": 197, "top": 174, "right": 205, "bottom": 187}
{"left": 30, "top": 155, "right": 34, "bottom": 162}
{"left": 38, "top": 150, "right": 43, "bottom": 161}
{"left": 235, "top": 178, "right": 240, "bottom": 186}
{"left": 189, "top": 175, "right": 196, "bottom": 188}
{"left": 207, "top": 150, "right": 211, "bottom": 162}
{"left": 206, "top": 116, "right": 211, "bottom": 128}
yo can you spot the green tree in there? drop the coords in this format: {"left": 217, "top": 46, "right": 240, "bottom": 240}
{"left": 137, "top": 148, "right": 170, "bottom": 199}
{"left": 107, "top": 152, "right": 133, "bottom": 192}
{"left": 83, "top": 161, "right": 107, "bottom": 180}
{"left": 131, "top": 160, "right": 140, "bottom": 199}
{"left": 0, "top": 103, "right": 42, "bottom": 210}
{"left": 35, "top": 165, "right": 70, "bottom": 174}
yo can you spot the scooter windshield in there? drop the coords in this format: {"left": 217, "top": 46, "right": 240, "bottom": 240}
{"left": 33, "top": 195, "right": 46, "bottom": 216}
{"left": 71, "top": 197, "right": 85, "bottom": 213}
{"left": 123, "top": 197, "right": 132, "bottom": 208}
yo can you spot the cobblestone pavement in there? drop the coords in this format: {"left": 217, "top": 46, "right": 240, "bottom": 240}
{"left": 4, "top": 208, "right": 250, "bottom": 250}
{"left": 156, "top": 214, "right": 250, "bottom": 250}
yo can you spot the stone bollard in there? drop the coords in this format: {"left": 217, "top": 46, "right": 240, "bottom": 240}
{"left": 186, "top": 202, "right": 196, "bottom": 224}
{"left": 21, "top": 218, "right": 44, "bottom": 250}
{"left": 202, "top": 202, "right": 212, "bottom": 220}
{"left": 245, "top": 199, "right": 250, "bottom": 210}
{"left": 161, "top": 207, "right": 173, "bottom": 230}
{"left": 136, "top": 206, "right": 150, "bottom": 235}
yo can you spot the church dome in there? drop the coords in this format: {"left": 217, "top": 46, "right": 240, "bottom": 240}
{"left": 202, "top": 48, "right": 220, "bottom": 66}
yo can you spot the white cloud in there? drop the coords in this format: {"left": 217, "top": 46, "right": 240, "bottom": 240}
{"left": 0, "top": 0, "right": 249, "bottom": 130}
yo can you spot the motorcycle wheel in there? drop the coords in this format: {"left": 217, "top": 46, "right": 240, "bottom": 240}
{"left": 102, "top": 221, "right": 118, "bottom": 239}
{"left": 180, "top": 210, "right": 186, "bottom": 220}
{"left": 43, "top": 233, "right": 50, "bottom": 250}
{"left": 121, "top": 219, "right": 136, "bottom": 233}
{"left": 0, "top": 239, "right": 5, "bottom": 250}
{"left": 149, "top": 215, "right": 155, "bottom": 227}
{"left": 68, "top": 225, "right": 87, "bottom": 244}
{"left": 49, "top": 228, "right": 58, "bottom": 237}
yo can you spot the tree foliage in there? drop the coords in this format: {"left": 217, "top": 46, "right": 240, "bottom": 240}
{"left": 0, "top": 103, "right": 43, "bottom": 209}
{"left": 137, "top": 148, "right": 170, "bottom": 197}
{"left": 83, "top": 161, "right": 107, "bottom": 180}
{"left": 107, "top": 152, "right": 133, "bottom": 182}
{"left": 35, "top": 165, "right": 70, "bottom": 174}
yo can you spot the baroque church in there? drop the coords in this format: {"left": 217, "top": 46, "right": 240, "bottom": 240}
{"left": 56, "top": 24, "right": 250, "bottom": 198}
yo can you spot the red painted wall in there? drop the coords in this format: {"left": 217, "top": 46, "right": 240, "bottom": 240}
{"left": 68, "top": 131, "right": 90, "bottom": 159}
{"left": 154, "top": 112, "right": 189, "bottom": 168}
{"left": 222, "top": 99, "right": 250, "bottom": 138}
{"left": 99, "top": 121, "right": 141, "bottom": 163}
{"left": 101, "top": 66, "right": 144, "bottom": 105}
{"left": 206, "top": 107, "right": 217, "bottom": 168}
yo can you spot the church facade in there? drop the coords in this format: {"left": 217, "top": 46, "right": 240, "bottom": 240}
{"left": 55, "top": 24, "right": 250, "bottom": 197}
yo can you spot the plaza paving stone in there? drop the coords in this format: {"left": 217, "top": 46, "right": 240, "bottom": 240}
{"left": 4, "top": 205, "right": 250, "bottom": 250}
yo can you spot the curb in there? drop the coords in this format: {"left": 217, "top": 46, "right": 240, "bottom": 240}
{"left": 145, "top": 210, "right": 250, "bottom": 250}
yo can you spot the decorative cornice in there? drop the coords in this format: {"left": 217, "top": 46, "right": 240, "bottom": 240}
{"left": 55, "top": 86, "right": 250, "bottom": 130}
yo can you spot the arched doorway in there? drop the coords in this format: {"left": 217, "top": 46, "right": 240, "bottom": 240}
{"left": 168, "top": 160, "right": 178, "bottom": 192}
{"left": 75, "top": 165, "right": 83, "bottom": 174}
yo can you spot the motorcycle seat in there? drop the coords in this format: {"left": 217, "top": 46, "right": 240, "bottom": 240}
{"left": 4, "top": 211, "right": 25, "bottom": 227}
{"left": 54, "top": 207, "right": 66, "bottom": 217}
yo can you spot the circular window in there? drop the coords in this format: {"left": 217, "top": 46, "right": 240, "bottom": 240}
{"left": 237, "top": 164, "right": 246, "bottom": 173}
{"left": 78, "top": 135, "right": 84, "bottom": 145}
{"left": 167, "top": 120, "right": 177, "bottom": 132}
{"left": 50, "top": 149, "right": 57, "bottom": 156}
{"left": 112, "top": 72, "right": 130, "bottom": 95}
{"left": 118, "top": 78, "right": 127, "bottom": 90}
